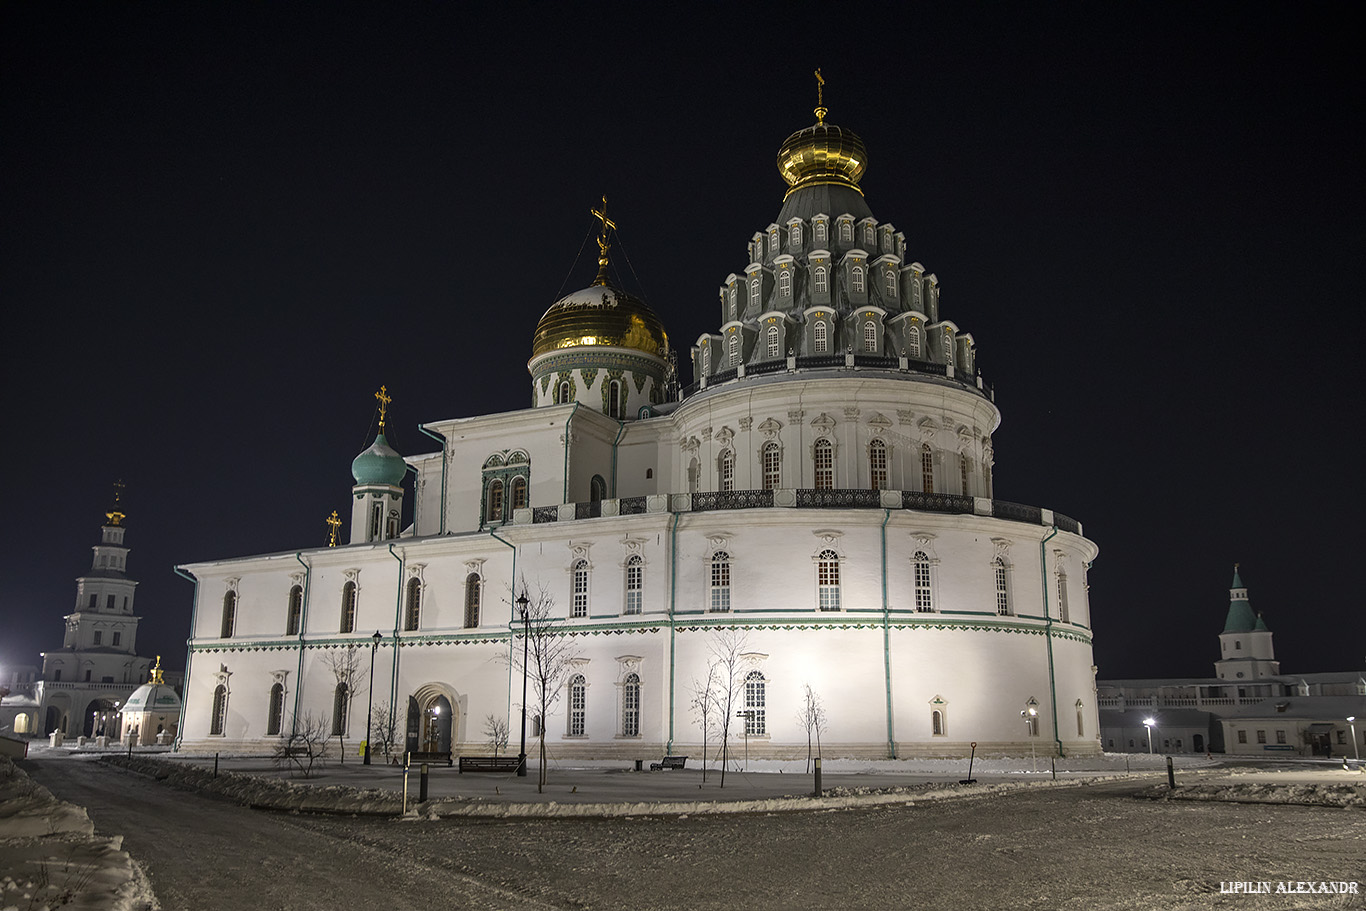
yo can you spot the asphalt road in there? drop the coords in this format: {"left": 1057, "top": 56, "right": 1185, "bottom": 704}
{"left": 24, "top": 758, "right": 1366, "bottom": 911}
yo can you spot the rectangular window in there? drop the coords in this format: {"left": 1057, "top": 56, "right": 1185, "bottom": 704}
{"left": 93, "top": 631, "right": 102, "bottom": 645}
{"left": 815, "top": 222, "right": 827, "bottom": 244}
{"left": 1237, "top": 730, "right": 1247, "bottom": 744}
{"left": 1275, "top": 730, "right": 1286, "bottom": 744}
{"left": 112, "top": 632, "right": 121, "bottom": 646}
{"left": 106, "top": 594, "right": 116, "bottom": 610}
{"left": 710, "top": 557, "right": 731, "bottom": 612}
{"left": 85, "top": 670, "right": 92, "bottom": 682}
{"left": 1256, "top": 730, "right": 1266, "bottom": 744}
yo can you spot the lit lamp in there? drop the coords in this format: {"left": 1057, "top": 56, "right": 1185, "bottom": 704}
{"left": 364, "top": 630, "right": 382, "bottom": 765}
{"left": 516, "top": 591, "right": 530, "bottom": 778}
{"left": 1348, "top": 716, "right": 1359, "bottom": 764}
{"left": 1021, "top": 705, "right": 1039, "bottom": 771}
{"left": 1143, "top": 717, "right": 1155, "bottom": 754}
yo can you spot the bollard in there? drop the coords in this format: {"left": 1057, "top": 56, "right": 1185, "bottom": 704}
{"left": 420, "top": 763, "right": 429, "bottom": 802}
{"left": 813, "top": 757, "right": 822, "bottom": 798}
{"left": 1050, "top": 756, "right": 1056, "bottom": 781}
{"left": 214, "top": 752, "right": 219, "bottom": 778}
{"left": 1166, "top": 755, "right": 1176, "bottom": 790}
{"left": 402, "top": 753, "right": 411, "bottom": 815}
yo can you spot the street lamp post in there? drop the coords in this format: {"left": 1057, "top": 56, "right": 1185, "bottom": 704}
{"left": 364, "top": 630, "right": 382, "bottom": 765}
{"left": 1143, "top": 717, "right": 1155, "bottom": 754}
{"left": 736, "top": 710, "right": 754, "bottom": 770}
{"left": 1021, "top": 706, "right": 1038, "bottom": 772}
{"left": 516, "top": 591, "right": 530, "bottom": 778}
{"left": 1348, "top": 716, "right": 1359, "bottom": 763}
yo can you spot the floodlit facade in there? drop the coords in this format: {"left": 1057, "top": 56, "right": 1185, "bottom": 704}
{"left": 176, "top": 100, "right": 1102, "bottom": 759}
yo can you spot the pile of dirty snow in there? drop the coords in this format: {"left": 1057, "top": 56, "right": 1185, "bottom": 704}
{"left": 1143, "top": 781, "right": 1366, "bottom": 808}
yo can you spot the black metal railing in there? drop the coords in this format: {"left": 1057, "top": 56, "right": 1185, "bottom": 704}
{"left": 992, "top": 500, "right": 1042, "bottom": 524}
{"left": 1053, "top": 512, "right": 1080, "bottom": 534}
{"left": 532, "top": 506, "right": 559, "bottom": 524}
{"left": 575, "top": 501, "right": 602, "bottom": 520}
{"left": 619, "top": 496, "right": 648, "bottom": 515}
{"left": 852, "top": 355, "right": 900, "bottom": 369}
{"left": 795, "top": 354, "right": 845, "bottom": 369}
{"left": 747, "top": 359, "right": 789, "bottom": 376}
{"left": 796, "top": 488, "right": 882, "bottom": 508}
{"left": 690, "top": 489, "right": 774, "bottom": 511}
{"left": 902, "top": 491, "right": 975, "bottom": 514}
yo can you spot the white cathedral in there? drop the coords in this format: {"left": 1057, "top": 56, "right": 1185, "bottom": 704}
{"left": 175, "top": 97, "right": 1102, "bottom": 760}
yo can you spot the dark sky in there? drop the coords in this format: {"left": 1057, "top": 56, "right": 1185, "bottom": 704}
{"left": 2, "top": 5, "right": 1360, "bottom": 681}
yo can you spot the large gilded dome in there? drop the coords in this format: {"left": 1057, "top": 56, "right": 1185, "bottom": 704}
{"left": 777, "top": 121, "right": 868, "bottom": 199}
{"left": 531, "top": 284, "right": 668, "bottom": 361}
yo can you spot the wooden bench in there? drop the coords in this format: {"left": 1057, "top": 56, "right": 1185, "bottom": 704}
{"left": 458, "top": 755, "right": 521, "bottom": 774}
{"left": 408, "top": 750, "right": 453, "bottom": 767}
{"left": 650, "top": 755, "right": 688, "bottom": 771}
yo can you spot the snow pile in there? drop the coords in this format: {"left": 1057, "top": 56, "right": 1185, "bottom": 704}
{"left": 0, "top": 756, "right": 157, "bottom": 910}
{"left": 1144, "top": 781, "right": 1366, "bottom": 808}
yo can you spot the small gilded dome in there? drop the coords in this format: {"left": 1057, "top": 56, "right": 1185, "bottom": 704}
{"left": 351, "top": 433, "right": 406, "bottom": 486}
{"left": 777, "top": 121, "right": 868, "bottom": 198}
{"left": 531, "top": 284, "right": 669, "bottom": 361}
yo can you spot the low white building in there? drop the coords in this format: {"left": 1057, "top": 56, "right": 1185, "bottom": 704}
{"left": 175, "top": 100, "right": 1102, "bottom": 761}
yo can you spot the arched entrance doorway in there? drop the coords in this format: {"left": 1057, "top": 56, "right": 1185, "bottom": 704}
{"left": 83, "top": 699, "right": 121, "bottom": 738}
{"left": 1193, "top": 733, "right": 1205, "bottom": 753}
{"left": 44, "top": 706, "right": 62, "bottom": 736}
{"left": 405, "top": 685, "right": 459, "bottom": 758}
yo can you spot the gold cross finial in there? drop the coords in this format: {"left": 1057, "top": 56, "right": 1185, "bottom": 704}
{"left": 326, "top": 510, "right": 342, "bottom": 547}
{"left": 106, "top": 479, "right": 127, "bottom": 526}
{"left": 814, "top": 68, "right": 827, "bottom": 123}
{"left": 374, "top": 385, "right": 392, "bottom": 432}
{"left": 150, "top": 655, "right": 164, "bottom": 685}
{"left": 591, "top": 195, "right": 617, "bottom": 286}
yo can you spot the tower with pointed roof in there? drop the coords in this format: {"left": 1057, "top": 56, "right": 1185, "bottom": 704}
{"left": 1215, "top": 564, "right": 1278, "bottom": 681}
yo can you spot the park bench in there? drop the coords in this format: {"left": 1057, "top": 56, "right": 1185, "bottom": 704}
{"left": 649, "top": 755, "right": 688, "bottom": 771}
{"left": 458, "top": 755, "right": 521, "bottom": 773}
{"left": 408, "top": 750, "right": 453, "bottom": 767}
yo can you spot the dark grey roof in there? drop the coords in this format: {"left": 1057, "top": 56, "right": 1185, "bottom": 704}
{"left": 77, "top": 569, "right": 130, "bottom": 581}
{"left": 775, "top": 184, "right": 873, "bottom": 225}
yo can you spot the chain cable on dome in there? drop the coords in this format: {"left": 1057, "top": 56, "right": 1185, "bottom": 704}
{"left": 554, "top": 219, "right": 598, "bottom": 300}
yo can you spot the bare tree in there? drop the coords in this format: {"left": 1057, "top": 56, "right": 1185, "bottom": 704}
{"left": 369, "top": 700, "right": 399, "bottom": 763}
{"left": 321, "top": 647, "right": 366, "bottom": 765}
{"left": 797, "top": 684, "right": 828, "bottom": 774}
{"left": 483, "top": 714, "right": 510, "bottom": 756}
{"left": 507, "top": 578, "right": 581, "bottom": 792}
{"left": 707, "top": 627, "right": 750, "bottom": 789}
{"left": 689, "top": 662, "right": 722, "bottom": 783}
{"left": 273, "top": 711, "right": 330, "bottom": 778}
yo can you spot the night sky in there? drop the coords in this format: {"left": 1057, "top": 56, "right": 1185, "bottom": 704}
{"left": 3, "top": 5, "right": 1360, "bottom": 682}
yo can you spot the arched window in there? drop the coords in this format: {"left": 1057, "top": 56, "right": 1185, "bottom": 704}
{"left": 622, "top": 672, "right": 641, "bottom": 736}
{"left": 778, "top": 271, "right": 791, "bottom": 296}
{"left": 710, "top": 551, "right": 731, "bottom": 612}
{"left": 1076, "top": 701, "right": 1085, "bottom": 737}
{"left": 869, "top": 439, "right": 888, "bottom": 491}
{"left": 814, "top": 265, "right": 828, "bottom": 294}
{"left": 331, "top": 684, "right": 349, "bottom": 736}
{"left": 994, "top": 557, "right": 1011, "bottom": 616}
{"left": 851, "top": 266, "right": 865, "bottom": 293}
{"left": 267, "top": 683, "right": 284, "bottom": 736}
{"left": 568, "top": 675, "right": 586, "bottom": 736}
{"left": 701, "top": 346, "right": 711, "bottom": 375}
{"left": 286, "top": 585, "right": 303, "bottom": 636}
{"left": 487, "top": 478, "right": 504, "bottom": 523}
{"left": 511, "top": 476, "right": 528, "bottom": 510}
{"left": 572, "top": 560, "right": 590, "bottom": 618}
{"left": 404, "top": 577, "right": 422, "bottom": 631}
{"left": 960, "top": 456, "right": 971, "bottom": 496}
{"left": 728, "top": 287, "right": 737, "bottom": 320}
{"left": 590, "top": 474, "right": 607, "bottom": 502}
{"left": 815, "top": 221, "right": 827, "bottom": 244}
{"left": 766, "top": 325, "right": 780, "bottom": 359}
{"left": 839, "top": 221, "right": 852, "bottom": 243}
{"left": 864, "top": 224, "right": 875, "bottom": 247}
{"left": 864, "top": 320, "right": 877, "bottom": 352}
{"left": 557, "top": 380, "right": 571, "bottom": 404}
{"left": 884, "top": 270, "right": 896, "bottom": 297}
{"left": 932, "top": 709, "right": 944, "bottom": 736}
{"left": 789, "top": 223, "right": 801, "bottom": 247}
{"left": 220, "top": 591, "right": 236, "bottom": 639}
{"left": 907, "top": 324, "right": 922, "bottom": 359}
{"left": 608, "top": 380, "right": 622, "bottom": 418}
{"left": 1057, "top": 570, "right": 1070, "bottom": 623}
{"left": 210, "top": 684, "right": 228, "bottom": 735}
{"left": 749, "top": 279, "right": 761, "bottom": 307}
{"left": 914, "top": 551, "right": 934, "bottom": 612}
{"left": 340, "top": 581, "right": 356, "bottom": 633}
{"left": 920, "top": 445, "right": 934, "bottom": 494}
{"left": 814, "top": 439, "right": 834, "bottom": 490}
{"left": 463, "top": 573, "right": 481, "bottom": 628}
{"left": 761, "top": 441, "right": 781, "bottom": 490}
{"left": 744, "top": 671, "right": 766, "bottom": 735}
{"left": 817, "top": 549, "right": 840, "bottom": 611}
{"left": 813, "top": 320, "right": 828, "bottom": 354}
{"left": 688, "top": 457, "right": 700, "bottom": 494}
{"left": 624, "top": 555, "right": 643, "bottom": 615}
{"left": 718, "top": 449, "right": 735, "bottom": 492}
{"left": 943, "top": 333, "right": 955, "bottom": 366}
{"left": 728, "top": 333, "right": 740, "bottom": 365}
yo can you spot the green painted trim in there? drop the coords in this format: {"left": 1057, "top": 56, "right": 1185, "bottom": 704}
{"left": 417, "top": 424, "right": 448, "bottom": 535}
{"left": 171, "top": 566, "right": 199, "bottom": 750}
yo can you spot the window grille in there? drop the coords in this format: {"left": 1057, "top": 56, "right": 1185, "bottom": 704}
{"left": 840, "top": 222, "right": 852, "bottom": 242}
{"left": 287, "top": 585, "right": 303, "bottom": 636}
{"left": 719, "top": 449, "right": 735, "bottom": 492}
{"left": 817, "top": 549, "right": 840, "bottom": 611}
{"left": 907, "top": 324, "right": 922, "bottom": 358}
{"left": 569, "top": 675, "right": 586, "bottom": 736}
{"left": 914, "top": 551, "right": 933, "bottom": 612}
{"left": 815, "top": 222, "right": 827, "bottom": 244}
{"left": 220, "top": 591, "right": 236, "bottom": 638}
{"left": 932, "top": 710, "right": 944, "bottom": 736}
{"left": 994, "top": 558, "right": 1010, "bottom": 615}
{"left": 728, "top": 333, "right": 739, "bottom": 365}
{"left": 766, "top": 325, "right": 780, "bottom": 358}
{"left": 622, "top": 673, "right": 640, "bottom": 736}
{"left": 814, "top": 439, "right": 834, "bottom": 489}
{"left": 814, "top": 320, "right": 828, "bottom": 354}
{"left": 267, "top": 683, "right": 284, "bottom": 736}
{"left": 960, "top": 456, "right": 970, "bottom": 496}
{"left": 624, "top": 556, "right": 643, "bottom": 615}
{"left": 404, "top": 577, "right": 422, "bottom": 631}
{"left": 1057, "top": 571, "right": 1070, "bottom": 623}
{"left": 869, "top": 439, "right": 887, "bottom": 491}
{"left": 789, "top": 224, "right": 801, "bottom": 246}
{"left": 464, "top": 574, "right": 481, "bottom": 628}
{"left": 487, "top": 479, "right": 504, "bottom": 522}
{"left": 920, "top": 445, "right": 934, "bottom": 494}
{"left": 572, "top": 560, "right": 590, "bottom": 617}
{"left": 710, "top": 552, "right": 731, "bottom": 612}
{"left": 340, "top": 581, "right": 356, "bottom": 633}
{"left": 744, "top": 671, "right": 766, "bottom": 735}
{"left": 851, "top": 266, "right": 865, "bottom": 293}
{"left": 778, "top": 271, "right": 791, "bottom": 296}
{"left": 864, "top": 320, "right": 877, "bottom": 351}
{"left": 762, "top": 441, "right": 781, "bottom": 490}
{"left": 750, "top": 280, "right": 761, "bottom": 307}
{"left": 511, "top": 476, "right": 528, "bottom": 510}
{"left": 884, "top": 270, "right": 896, "bottom": 297}
{"left": 331, "top": 684, "right": 349, "bottom": 736}
{"left": 210, "top": 685, "right": 227, "bottom": 735}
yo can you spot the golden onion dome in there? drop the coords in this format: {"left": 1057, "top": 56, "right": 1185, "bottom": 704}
{"left": 777, "top": 121, "right": 868, "bottom": 199}
{"left": 531, "top": 284, "right": 669, "bottom": 362}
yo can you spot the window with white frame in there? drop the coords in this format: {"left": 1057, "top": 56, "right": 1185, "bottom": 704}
{"left": 331, "top": 683, "right": 350, "bottom": 736}
{"left": 568, "top": 675, "right": 586, "bottom": 736}
{"left": 286, "top": 585, "right": 303, "bottom": 636}
{"left": 750, "top": 279, "right": 761, "bottom": 308}
{"left": 960, "top": 456, "right": 970, "bottom": 496}
{"left": 221, "top": 590, "right": 237, "bottom": 638}
{"left": 864, "top": 320, "right": 877, "bottom": 351}
{"left": 761, "top": 441, "right": 781, "bottom": 490}
{"left": 814, "top": 320, "right": 828, "bottom": 353}
{"left": 511, "top": 476, "right": 528, "bottom": 510}
{"left": 571, "top": 560, "right": 590, "bottom": 618}
{"left": 814, "top": 438, "right": 834, "bottom": 489}
{"left": 920, "top": 445, "right": 934, "bottom": 493}
{"left": 839, "top": 221, "right": 852, "bottom": 243}
{"left": 766, "top": 325, "right": 780, "bottom": 358}
{"left": 487, "top": 478, "right": 504, "bottom": 522}
{"left": 851, "top": 266, "right": 865, "bottom": 293}
{"left": 728, "top": 333, "right": 739, "bottom": 365}
{"left": 907, "top": 323, "right": 922, "bottom": 358}
{"left": 267, "top": 683, "right": 284, "bottom": 736}
{"left": 864, "top": 224, "right": 875, "bottom": 247}
{"left": 701, "top": 346, "right": 711, "bottom": 375}
{"left": 932, "top": 708, "right": 945, "bottom": 736}
{"left": 464, "top": 573, "right": 481, "bottom": 627}
{"left": 744, "top": 671, "right": 766, "bottom": 734}
{"left": 557, "top": 380, "right": 571, "bottom": 404}
{"left": 817, "top": 549, "right": 841, "bottom": 611}
{"left": 943, "top": 333, "right": 955, "bottom": 365}
{"left": 404, "top": 577, "right": 422, "bottom": 631}
{"left": 869, "top": 439, "right": 888, "bottom": 491}
{"left": 789, "top": 223, "right": 801, "bottom": 247}
{"left": 340, "top": 582, "right": 357, "bottom": 633}
{"left": 718, "top": 449, "right": 735, "bottom": 492}
{"left": 624, "top": 555, "right": 643, "bottom": 615}
{"left": 814, "top": 265, "right": 828, "bottom": 294}
{"left": 769, "top": 230, "right": 779, "bottom": 254}
{"left": 622, "top": 672, "right": 640, "bottom": 736}
{"left": 709, "top": 551, "right": 731, "bottom": 612}
{"left": 1056, "top": 569, "right": 1070, "bottom": 623}
{"left": 778, "top": 270, "right": 791, "bottom": 296}
{"left": 815, "top": 221, "right": 827, "bottom": 244}
{"left": 884, "top": 270, "right": 896, "bottom": 297}
{"left": 210, "top": 684, "right": 228, "bottom": 735}
{"left": 728, "top": 287, "right": 737, "bottom": 320}
{"left": 994, "top": 557, "right": 1011, "bottom": 616}
{"left": 914, "top": 551, "right": 934, "bottom": 612}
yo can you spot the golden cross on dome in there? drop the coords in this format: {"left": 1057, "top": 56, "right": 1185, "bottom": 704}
{"left": 150, "top": 655, "right": 164, "bottom": 685}
{"left": 106, "top": 479, "right": 126, "bottom": 526}
{"left": 374, "top": 385, "right": 392, "bottom": 431}
{"left": 814, "top": 68, "right": 827, "bottom": 123}
{"left": 591, "top": 195, "right": 617, "bottom": 286}
{"left": 326, "top": 510, "right": 342, "bottom": 547}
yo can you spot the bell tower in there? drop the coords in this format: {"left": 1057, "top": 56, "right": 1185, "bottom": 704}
{"left": 1215, "top": 564, "right": 1278, "bottom": 681}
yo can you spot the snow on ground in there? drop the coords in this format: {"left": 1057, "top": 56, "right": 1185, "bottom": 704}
{"left": 1142, "top": 780, "right": 1366, "bottom": 808}
{"left": 0, "top": 756, "right": 157, "bottom": 911}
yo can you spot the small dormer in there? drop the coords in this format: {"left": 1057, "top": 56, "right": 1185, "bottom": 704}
{"left": 879, "top": 223, "right": 896, "bottom": 255}
{"left": 744, "top": 265, "right": 772, "bottom": 318}
{"left": 804, "top": 307, "right": 838, "bottom": 355}
{"left": 852, "top": 306, "right": 888, "bottom": 355}
{"left": 894, "top": 232, "right": 906, "bottom": 260}
{"left": 786, "top": 218, "right": 804, "bottom": 252}
{"left": 757, "top": 312, "right": 793, "bottom": 361}
{"left": 956, "top": 332, "right": 976, "bottom": 375}
{"left": 750, "top": 233, "right": 765, "bottom": 265}
{"left": 857, "top": 216, "right": 878, "bottom": 250}
{"left": 721, "top": 275, "right": 742, "bottom": 324}
{"left": 928, "top": 321, "right": 958, "bottom": 366}
{"left": 836, "top": 215, "right": 855, "bottom": 246}
{"left": 767, "top": 224, "right": 782, "bottom": 260}
{"left": 811, "top": 213, "right": 830, "bottom": 246}
{"left": 841, "top": 249, "right": 869, "bottom": 304}
{"left": 773, "top": 255, "right": 797, "bottom": 306}
{"left": 924, "top": 273, "right": 940, "bottom": 322}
